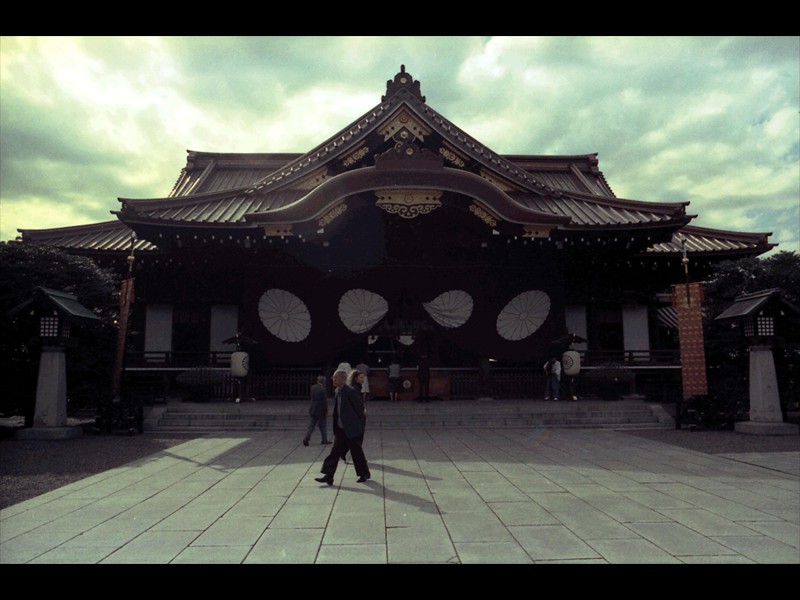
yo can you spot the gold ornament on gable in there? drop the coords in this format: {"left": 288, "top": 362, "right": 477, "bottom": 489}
{"left": 375, "top": 190, "right": 442, "bottom": 219}
{"left": 263, "top": 224, "right": 294, "bottom": 237}
{"left": 291, "top": 168, "right": 330, "bottom": 191}
{"left": 318, "top": 203, "right": 348, "bottom": 227}
{"left": 379, "top": 109, "right": 431, "bottom": 142}
{"left": 342, "top": 145, "right": 370, "bottom": 167}
{"left": 522, "top": 226, "right": 552, "bottom": 239}
{"left": 469, "top": 203, "right": 498, "bottom": 228}
{"left": 439, "top": 146, "right": 466, "bottom": 168}
{"left": 479, "top": 169, "right": 521, "bottom": 193}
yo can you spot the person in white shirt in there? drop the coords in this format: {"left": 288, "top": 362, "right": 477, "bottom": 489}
{"left": 543, "top": 356, "right": 561, "bottom": 401}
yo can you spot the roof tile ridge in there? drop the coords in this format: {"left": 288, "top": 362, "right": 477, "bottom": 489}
{"left": 119, "top": 186, "right": 250, "bottom": 209}
{"left": 18, "top": 219, "right": 128, "bottom": 237}
{"left": 678, "top": 223, "right": 774, "bottom": 239}
{"left": 246, "top": 97, "right": 400, "bottom": 194}
{"left": 563, "top": 190, "right": 690, "bottom": 213}
{"left": 418, "top": 101, "right": 560, "bottom": 197}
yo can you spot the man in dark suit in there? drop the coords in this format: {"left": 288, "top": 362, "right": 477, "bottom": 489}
{"left": 303, "top": 375, "right": 331, "bottom": 446}
{"left": 315, "top": 369, "right": 370, "bottom": 485}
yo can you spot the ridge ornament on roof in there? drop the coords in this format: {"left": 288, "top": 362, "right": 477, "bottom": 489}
{"left": 383, "top": 65, "right": 425, "bottom": 102}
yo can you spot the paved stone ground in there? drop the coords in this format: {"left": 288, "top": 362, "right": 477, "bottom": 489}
{"left": 1, "top": 427, "right": 797, "bottom": 564}
{"left": 1, "top": 421, "right": 798, "bottom": 510}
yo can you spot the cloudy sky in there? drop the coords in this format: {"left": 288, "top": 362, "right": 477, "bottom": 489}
{"left": 1, "top": 36, "right": 798, "bottom": 255}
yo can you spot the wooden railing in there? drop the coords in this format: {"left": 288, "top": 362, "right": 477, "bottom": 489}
{"left": 579, "top": 349, "right": 679, "bottom": 366}
{"left": 124, "top": 349, "right": 679, "bottom": 371}
{"left": 125, "top": 351, "right": 233, "bottom": 369}
{"left": 217, "top": 369, "right": 320, "bottom": 400}
{"left": 122, "top": 350, "right": 681, "bottom": 401}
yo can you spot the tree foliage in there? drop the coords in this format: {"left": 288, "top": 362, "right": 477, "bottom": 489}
{"left": 0, "top": 242, "right": 121, "bottom": 417}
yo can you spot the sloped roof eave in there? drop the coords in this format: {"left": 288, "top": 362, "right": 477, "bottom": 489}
{"left": 245, "top": 91, "right": 562, "bottom": 199}
{"left": 114, "top": 211, "right": 264, "bottom": 230}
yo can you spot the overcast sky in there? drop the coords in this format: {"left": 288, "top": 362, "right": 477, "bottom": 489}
{"left": 1, "top": 36, "right": 798, "bottom": 255}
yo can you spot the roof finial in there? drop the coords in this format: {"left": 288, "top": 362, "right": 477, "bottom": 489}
{"left": 383, "top": 65, "right": 425, "bottom": 103}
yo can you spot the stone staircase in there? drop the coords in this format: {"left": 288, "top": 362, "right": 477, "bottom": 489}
{"left": 145, "top": 399, "right": 674, "bottom": 433}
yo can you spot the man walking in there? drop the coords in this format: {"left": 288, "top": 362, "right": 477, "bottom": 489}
{"left": 315, "top": 369, "right": 370, "bottom": 485}
{"left": 543, "top": 356, "right": 561, "bottom": 401}
{"left": 303, "top": 376, "right": 331, "bottom": 446}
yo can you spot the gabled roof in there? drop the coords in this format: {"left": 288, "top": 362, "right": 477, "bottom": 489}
{"left": 168, "top": 151, "right": 302, "bottom": 198}
{"left": 19, "top": 66, "right": 774, "bottom": 259}
{"left": 168, "top": 151, "right": 616, "bottom": 201}
{"left": 116, "top": 66, "right": 690, "bottom": 237}
{"left": 7, "top": 286, "right": 99, "bottom": 321}
{"left": 715, "top": 288, "right": 800, "bottom": 322}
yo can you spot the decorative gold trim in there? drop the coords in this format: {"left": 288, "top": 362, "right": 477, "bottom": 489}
{"left": 375, "top": 190, "right": 442, "bottom": 219}
{"left": 469, "top": 203, "right": 498, "bottom": 228}
{"left": 342, "top": 145, "right": 370, "bottom": 167}
{"left": 479, "top": 168, "right": 521, "bottom": 192}
{"left": 439, "top": 146, "right": 466, "bottom": 168}
{"left": 318, "top": 203, "right": 348, "bottom": 227}
{"left": 378, "top": 109, "right": 431, "bottom": 142}
{"left": 522, "top": 226, "right": 552, "bottom": 238}
{"left": 263, "top": 224, "right": 294, "bottom": 237}
{"left": 292, "top": 168, "right": 330, "bottom": 191}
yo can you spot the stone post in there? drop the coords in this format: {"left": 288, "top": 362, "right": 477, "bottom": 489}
{"left": 17, "top": 346, "right": 82, "bottom": 439}
{"left": 735, "top": 346, "right": 799, "bottom": 435}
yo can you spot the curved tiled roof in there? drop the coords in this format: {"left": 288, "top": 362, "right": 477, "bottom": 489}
{"left": 644, "top": 225, "right": 774, "bottom": 256}
{"left": 18, "top": 220, "right": 156, "bottom": 253}
{"left": 18, "top": 67, "right": 773, "bottom": 260}
{"left": 510, "top": 191, "right": 687, "bottom": 228}
{"left": 169, "top": 152, "right": 301, "bottom": 198}
{"left": 118, "top": 189, "right": 304, "bottom": 226}
{"left": 20, "top": 218, "right": 772, "bottom": 259}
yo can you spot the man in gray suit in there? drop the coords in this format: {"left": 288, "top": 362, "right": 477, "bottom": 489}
{"left": 315, "top": 369, "right": 370, "bottom": 485}
{"left": 303, "top": 376, "right": 331, "bottom": 446}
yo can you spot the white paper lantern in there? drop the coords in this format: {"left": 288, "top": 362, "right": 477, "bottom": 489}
{"left": 338, "top": 289, "right": 388, "bottom": 334}
{"left": 496, "top": 290, "right": 550, "bottom": 341}
{"left": 230, "top": 351, "right": 250, "bottom": 377}
{"left": 423, "top": 290, "right": 474, "bottom": 328}
{"left": 562, "top": 350, "right": 581, "bottom": 376}
{"left": 258, "top": 288, "right": 311, "bottom": 342}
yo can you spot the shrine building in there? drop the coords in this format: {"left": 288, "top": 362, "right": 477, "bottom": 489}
{"left": 18, "top": 66, "right": 775, "bottom": 401}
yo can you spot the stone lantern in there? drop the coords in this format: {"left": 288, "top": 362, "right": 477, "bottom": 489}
{"left": 715, "top": 289, "right": 799, "bottom": 435}
{"left": 7, "top": 287, "right": 99, "bottom": 439}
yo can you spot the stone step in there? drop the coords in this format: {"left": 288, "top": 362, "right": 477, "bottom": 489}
{"left": 146, "top": 400, "right": 674, "bottom": 432}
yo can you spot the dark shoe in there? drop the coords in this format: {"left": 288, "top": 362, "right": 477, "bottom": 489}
{"left": 302, "top": 439, "right": 309, "bottom": 446}
{"left": 357, "top": 475, "right": 370, "bottom": 483}
{"left": 321, "top": 440, "right": 331, "bottom": 445}
{"left": 314, "top": 475, "right": 333, "bottom": 486}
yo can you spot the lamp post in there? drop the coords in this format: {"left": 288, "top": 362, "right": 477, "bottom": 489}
{"left": 715, "top": 289, "right": 799, "bottom": 435}
{"left": 223, "top": 332, "right": 256, "bottom": 403}
{"left": 7, "top": 287, "right": 99, "bottom": 439}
